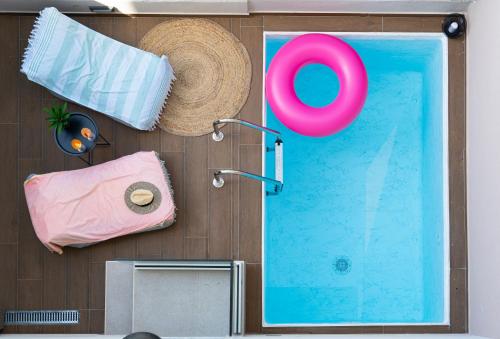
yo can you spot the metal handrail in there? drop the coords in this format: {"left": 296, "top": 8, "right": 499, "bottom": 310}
{"left": 211, "top": 118, "right": 284, "bottom": 195}
{"left": 213, "top": 169, "right": 283, "bottom": 194}
{"left": 212, "top": 118, "right": 281, "bottom": 142}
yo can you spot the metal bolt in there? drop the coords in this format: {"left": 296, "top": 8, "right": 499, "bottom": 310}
{"left": 212, "top": 131, "right": 224, "bottom": 142}
{"left": 213, "top": 176, "right": 225, "bottom": 188}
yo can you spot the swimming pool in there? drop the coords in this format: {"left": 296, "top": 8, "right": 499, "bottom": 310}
{"left": 262, "top": 32, "right": 449, "bottom": 326}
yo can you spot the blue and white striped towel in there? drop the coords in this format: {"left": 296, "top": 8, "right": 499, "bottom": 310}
{"left": 21, "top": 7, "right": 174, "bottom": 131}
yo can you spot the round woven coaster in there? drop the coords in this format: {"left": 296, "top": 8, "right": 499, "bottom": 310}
{"left": 124, "top": 182, "right": 162, "bottom": 215}
{"left": 139, "top": 18, "right": 252, "bottom": 136}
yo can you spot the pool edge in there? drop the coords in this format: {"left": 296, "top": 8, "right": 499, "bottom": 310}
{"left": 260, "top": 31, "right": 451, "bottom": 328}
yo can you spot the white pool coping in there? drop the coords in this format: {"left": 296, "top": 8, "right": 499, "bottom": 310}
{"left": 261, "top": 31, "right": 450, "bottom": 328}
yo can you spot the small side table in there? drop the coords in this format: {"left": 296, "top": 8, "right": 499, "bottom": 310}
{"left": 54, "top": 112, "right": 111, "bottom": 166}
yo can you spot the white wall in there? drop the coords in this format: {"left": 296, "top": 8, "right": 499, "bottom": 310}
{"left": 467, "top": 0, "right": 500, "bottom": 338}
{"left": 249, "top": 0, "right": 472, "bottom": 13}
{"left": 0, "top": 0, "right": 473, "bottom": 14}
{"left": 0, "top": 0, "right": 248, "bottom": 14}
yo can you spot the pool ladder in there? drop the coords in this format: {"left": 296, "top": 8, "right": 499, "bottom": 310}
{"left": 212, "top": 118, "right": 283, "bottom": 195}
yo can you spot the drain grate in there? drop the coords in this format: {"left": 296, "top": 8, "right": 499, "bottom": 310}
{"left": 334, "top": 256, "right": 351, "bottom": 275}
{"left": 4, "top": 310, "right": 79, "bottom": 325}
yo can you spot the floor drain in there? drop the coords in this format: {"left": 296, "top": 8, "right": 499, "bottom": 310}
{"left": 4, "top": 310, "right": 79, "bottom": 325}
{"left": 334, "top": 256, "right": 351, "bottom": 275}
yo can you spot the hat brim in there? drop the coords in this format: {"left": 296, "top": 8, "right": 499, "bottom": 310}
{"left": 125, "top": 182, "right": 162, "bottom": 214}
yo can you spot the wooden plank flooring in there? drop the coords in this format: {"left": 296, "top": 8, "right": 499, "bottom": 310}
{"left": 0, "top": 13, "right": 466, "bottom": 334}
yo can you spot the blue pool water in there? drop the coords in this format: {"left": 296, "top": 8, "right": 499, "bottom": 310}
{"left": 263, "top": 34, "right": 448, "bottom": 325}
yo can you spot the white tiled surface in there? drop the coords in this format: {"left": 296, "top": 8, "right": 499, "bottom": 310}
{"left": 132, "top": 269, "right": 231, "bottom": 336}
{"left": 105, "top": 261, "right": 134, "bottom": 335}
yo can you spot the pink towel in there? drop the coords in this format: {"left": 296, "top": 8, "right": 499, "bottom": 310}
{"left": 24, "top": 151, "right": 175, "bottom": 254}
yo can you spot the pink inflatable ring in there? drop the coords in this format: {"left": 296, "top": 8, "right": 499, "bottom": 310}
{"left": 266, "top": 33, "right": 368, "bottom": 137}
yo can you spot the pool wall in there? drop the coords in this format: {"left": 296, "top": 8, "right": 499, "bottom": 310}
{"left": 261, "top": 32, "right": 449, "bottom": 327}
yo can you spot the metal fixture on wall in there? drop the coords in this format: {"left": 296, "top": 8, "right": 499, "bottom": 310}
{"left": 442, "top": 14, "right": 466, "bottom": 38}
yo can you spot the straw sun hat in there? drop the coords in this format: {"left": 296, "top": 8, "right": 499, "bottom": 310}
{"left": 124, "top": 182, "right": 162, "bottom": 214}
{"left": 139, "top": 18, "right": 252, "bottom": 136}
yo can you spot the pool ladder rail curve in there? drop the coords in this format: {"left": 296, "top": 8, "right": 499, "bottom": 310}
{"left": 211, "top": 118, "right": 283, "bottom": 195}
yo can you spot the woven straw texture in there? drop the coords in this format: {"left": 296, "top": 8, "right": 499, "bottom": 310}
{"left": 139, "top": 18, "right": 252, "bottom": 136}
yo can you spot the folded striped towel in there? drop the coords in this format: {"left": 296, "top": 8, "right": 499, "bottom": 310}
{"left": 21, "top": 7, "right": 174, "bottom": 130}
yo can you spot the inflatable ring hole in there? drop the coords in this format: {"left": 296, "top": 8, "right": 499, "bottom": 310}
{"left": 294, "top": 63, "right": 340, "bottom": 108}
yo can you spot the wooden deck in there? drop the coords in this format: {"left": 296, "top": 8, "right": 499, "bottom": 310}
{"left": 0, "top": 13, "right": 466, "bottom": 334}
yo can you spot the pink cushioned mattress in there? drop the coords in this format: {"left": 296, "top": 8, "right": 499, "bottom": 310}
{"left": 24, "top": 151, "right": 175, "bottom": 254}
